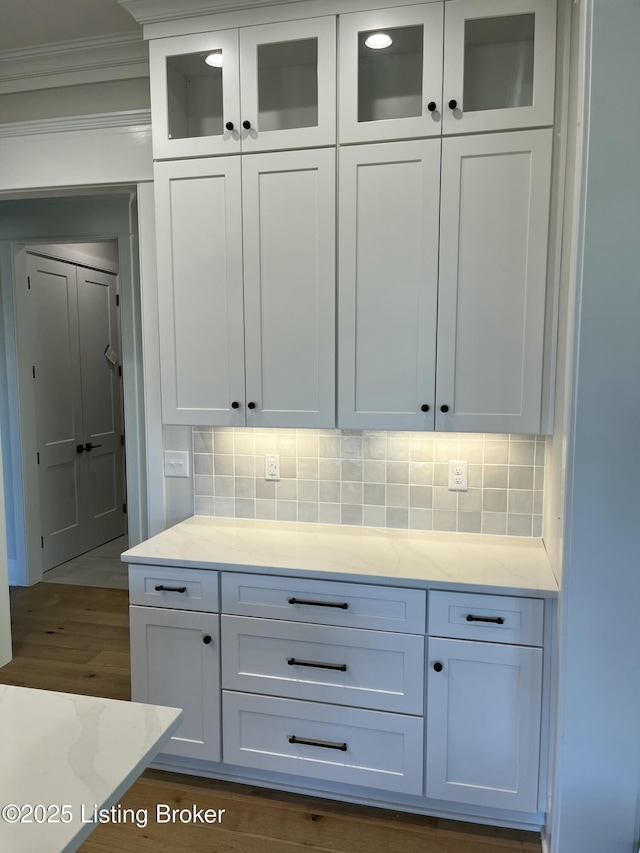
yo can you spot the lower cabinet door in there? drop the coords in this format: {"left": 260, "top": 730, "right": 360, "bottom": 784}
{"left": 130, "top": 605, "right": 220, "bottom": 762}
{"left": 223, "top": 691, "right": 423, "bottom": 794}
{"left": 426, "top": 637, "right": 542, "bottom": 812}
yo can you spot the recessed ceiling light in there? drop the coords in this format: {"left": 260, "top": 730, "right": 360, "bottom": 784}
{"left": 204, "top": 52, "right": 223, "bottom": 68}
{"left": 364, "top": 33, "right": 393, "bottom": 50}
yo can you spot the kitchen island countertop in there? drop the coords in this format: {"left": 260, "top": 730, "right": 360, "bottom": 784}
{"left": 122, "top": 516, "right": 558, "bottom": 597}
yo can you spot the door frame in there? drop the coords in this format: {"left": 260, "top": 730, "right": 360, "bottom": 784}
{"left": 16, "top": 243, "right": 128, "bottom": 577}
{"left": 5, "top": 226, "right": 146, "bottom": 587}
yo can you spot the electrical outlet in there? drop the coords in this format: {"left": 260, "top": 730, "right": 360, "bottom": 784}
{"left": 264, "top": 454, "right": 280, "bottom": 481}
{"left": 164, "top": 450, "right": 190, "bottom": 478}
{"left": 448, "top": 459, "right": 468, "bottom": 491}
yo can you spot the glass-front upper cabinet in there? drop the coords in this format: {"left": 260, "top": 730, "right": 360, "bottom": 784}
{"left": 150, "top": 18, "right": 335, "bottom": 159}
{"left": 443, "top": 0, "right": 556, "bottom": 134}
{"left": 339, "top": 5, "right": 444, "bottom": 144}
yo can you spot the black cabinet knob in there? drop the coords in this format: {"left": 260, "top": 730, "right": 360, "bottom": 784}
{"left": 427, "top": 101, "right": 437, "bottom": 112}
{"left": 448, "top": 99, "right": 458, "bottom": 110}
{"left": 225, "top": 121, "right": 234, "bottom": 131}
{"left": 242, "top": 120, "right": 251, "bottom": 130}
{"left": 76, "top": 444, "right": 85, "bottom": 454}
{"left": 421, "top": 404, "right": 430, "bottom": 413}
{"left": 433, "top": 662, "right": 443, "bottom": 672}
{"left": 247, "top": 402, "right": 256, "bottom": 410}
{"left": 440, "top": 404, "right": 449, "bottom": 413}
{"left": 202, "top": 635, "right": 212, "bottom": 645}
{"left": 231, "top": 401, "right": 240, "bottom": 409}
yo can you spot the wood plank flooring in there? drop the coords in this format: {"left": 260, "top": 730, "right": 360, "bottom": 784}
{"left": 1, "top": 583, "right": 542, "bottom": 853}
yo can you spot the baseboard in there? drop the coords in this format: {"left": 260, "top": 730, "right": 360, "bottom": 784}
{"left": 7, "top": 559, "right": 19, "bottom": 587}
{"left": 541, "top": 830, "right": 550, "bottom": 853}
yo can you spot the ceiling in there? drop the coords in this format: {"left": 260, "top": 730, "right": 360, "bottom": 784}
{"left": 0, "top": 0, "right": 141, "bottom": 52}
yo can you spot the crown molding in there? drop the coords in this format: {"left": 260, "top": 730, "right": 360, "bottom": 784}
{"left": 0, "top": 31, "right": 148, "bottom": 95}
{"left": 117, "top": 0, "right": 301, "bottom": 25}
{"left": 0, "top": 109, "right": 151, "bottom": 139}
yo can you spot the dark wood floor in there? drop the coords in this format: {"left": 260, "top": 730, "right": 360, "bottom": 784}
{"left": 1, "top": 583, "right": 542, "bottom": 852}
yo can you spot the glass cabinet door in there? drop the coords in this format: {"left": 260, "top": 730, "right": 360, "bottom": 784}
{"left": 443, "top": 0, "right": 556, "bottom": 134}
{"left": 150, "top": 30, "right": 241, "bottom": 159}
{"left": 239, "top": 17, "right": 336, "bottom": 152}
{"left": 339, "top": 5, "right": 443, "bottom": 144}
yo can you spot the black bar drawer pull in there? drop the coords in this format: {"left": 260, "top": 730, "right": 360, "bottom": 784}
{"left": 288, "top": 597, "right": 349, "bottom": 610}
{"left": 287, "top": 657, "right": 347, "bottom": 672}
{"left": 155, "top": 584, "right": 187, "bottom": 593}
{"left": 466, "top": 614, "right": 505, "bottom": 625}
{"left": 288, "top": 735, "right": 347, "bottom": 751}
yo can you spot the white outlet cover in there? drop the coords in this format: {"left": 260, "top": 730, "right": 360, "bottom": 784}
{"left": 164, "top": 450, "right": 190, "bottom": 478}
{"left": 448, "top": 459, "right": 468, "bottom": 491}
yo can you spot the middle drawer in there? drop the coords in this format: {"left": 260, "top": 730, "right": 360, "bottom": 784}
{"left": 221, "top": 615, "right": 424, "bottom": 715}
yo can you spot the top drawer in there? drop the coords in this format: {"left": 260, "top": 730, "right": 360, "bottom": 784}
{"left": 428, "top": 591, "right": 543, "bottom": 646}
{"left": 129, "top": 564, "right": 219, "bottom": 612}
{"left": 222, "top": 574, "right": 425, "bottom": 633}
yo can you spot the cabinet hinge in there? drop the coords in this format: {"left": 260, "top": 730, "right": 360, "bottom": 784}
{"left": 118, "top": 365, "right": 122, "bottom": 378}
{"left": 27, "top": 276, "right": 31, "bottom": 290}
{"left": 37, "top": 452, "right": 40, "bottom": 465}
{"left": 32, "top": 365, "right": 36, "bottom": 379}
{"left": 116, "top": 294, "right": 120, "bottom": 307}
{"left": 120, "top": 434, "right": 124, "bottom": 446}
{"left": 123, "top": 502, "right": 127, "bottom": 515}
{"left": 40, "top": 536, "right": 44, "bottom": 549}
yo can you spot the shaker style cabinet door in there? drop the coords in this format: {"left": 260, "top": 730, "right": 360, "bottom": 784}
{"left": 339, "top": 4, "right": 444, "bottom": 144}
{"left": 338, "top": 140, "right": 440, "bottom": 430}
{"left": 154, "top": 157, "right": 246, "bottom": 426}
{"left": 130, "top": 606, "right": 221, "bottom": 762}
{"left": 150, "top": 29, "right": 241, "bottom": 160}
{"left": 436, "top": 129, "right": 552, "bottom": 433}
{"left": 239, "top": 17, "right": 336, "bottom": 152}
{"left": 242, "top": 148, "right": 336, "bottom": 427}
{"left": 442, "top": 0, "right": 556, "bottom": 135}
{"left": 426, "top": 637, "right": 543, "bottom": 812}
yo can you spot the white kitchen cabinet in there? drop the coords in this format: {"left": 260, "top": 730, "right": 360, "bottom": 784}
{"left": 129, "top": 604, "right": 221, "bottom": 762}
{"left": 339, "top": 0, "right": 555, "bottom": 144}
{"left": 426, "top": 637, "right": 543, "bottom": 812}
{"left": 155, "top": 149, "right": 335, "bottom": 427}
{"left": 436, "top": 129, "right": 552, "bottom": 433}
{"left": 338, "top": 139, "right": 440, "bottom": 430}
{"left": 150, "top": 17, "right": 336, "bottom": 160}
{"left": 339, "top": 129, "right": 551, "bottom": 433}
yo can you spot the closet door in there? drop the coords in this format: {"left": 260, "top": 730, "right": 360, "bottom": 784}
{"left": 242, "top": 148, "right": 335, "bottom": 427}
{"left": 338, "top": 140, "right": 440, "bottom": 430}
{"left": 155, "top": 157, "right": 245, "bottom": 425}
{"left": 436, "top": 129, "right": 552, "bottom": 433}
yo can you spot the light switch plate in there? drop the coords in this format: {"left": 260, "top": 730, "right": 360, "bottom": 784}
{"left": 164, "top": 450, "right": 190, "bottom": 478}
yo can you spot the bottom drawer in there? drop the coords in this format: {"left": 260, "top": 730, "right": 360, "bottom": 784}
{"left": 222, "top": 691, "right": 423, "bottom": 794}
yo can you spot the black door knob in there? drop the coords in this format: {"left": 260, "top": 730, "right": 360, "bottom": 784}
{"left": 427, "top": 101, "right": 437, "bottom": 112}
{"left": 247, "top": 402, "right": 256, "bottom": 410}
{"left": 242, "top": 120, "right": 251, "bottom": 130}
{"left": 448, "top": 99, "right": 458, "bottom": 110}
{"left": 76, "top": 444, "right": 84, "bottom": 454}
{"left": 433, "top": 662, "right": 443, "bottom": 672}
{"left": 231, "top": 401, "right": 240, "bottom": 409}
{"left": 225, "top": 121, "right": 234, "bottom": 131}
{"left": 421, "top": 404, "right": 430, "bottom": 412}
{"left": 440, "top": 405, "right": 449, "bottom": 413}
{"left": 202, "top": 635, "right": 212, "bottom": 645}
{"left": 84, "top": 442, "right": 102, "bottom": 452}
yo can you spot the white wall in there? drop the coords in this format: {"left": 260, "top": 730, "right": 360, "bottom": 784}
{"left": 550, "top": 1, "right": 640, "bottom": 850}
{"left": 0, "top": 421, "right": 11, "bottom": 666}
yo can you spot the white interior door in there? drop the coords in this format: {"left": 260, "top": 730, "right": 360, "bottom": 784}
{"left": 77, "top": 267, "right": 125, "bottom": 548}
{"left": 27, "top": 253, "right": 125, "bottom": 570}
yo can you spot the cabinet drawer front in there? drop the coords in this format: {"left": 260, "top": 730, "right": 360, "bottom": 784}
{"left": 429, "top": 591, "right": 543, "bottom": 645}
{"left": 222, "top": 691, "right": 423, "bottom": 794}
{"left": 222, "top": 574, "right": 425, "bottom": 632}
{"left": 221, "top": 616, "right": 424, "bottom": 714}
{"left": 129, "top": 564, "right": 219, "bottom": 612}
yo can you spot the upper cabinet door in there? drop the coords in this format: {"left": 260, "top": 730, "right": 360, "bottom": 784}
{"left": 339, "top": 5, "right": 444, "bottom": 144}
{"left": 338, "top": 140, "right": 440, "bottom": 430}
{"left": 242, "top": 149, "right": 336, "bottom": 427}
{"left": 155, "top": 157, "right": 246, "bottom": 426}
{"left": 443, "top": 0, "right": 556, "bottom": 135}
{"left": 239, "top": 17, "right": 336, "bottom": 152}
{"left": 436, "top": 129, "right": 552, "bottom": 434}
{"left": 150, "top": 30, "right": 241, "bottom": 160}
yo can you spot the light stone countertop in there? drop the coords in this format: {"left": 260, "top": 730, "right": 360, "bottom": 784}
{"left": 0, "top": 685, "right": 182, "bottom": 853}
{"left": 122, "top": 517, "right": 558, "bottom": 597}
